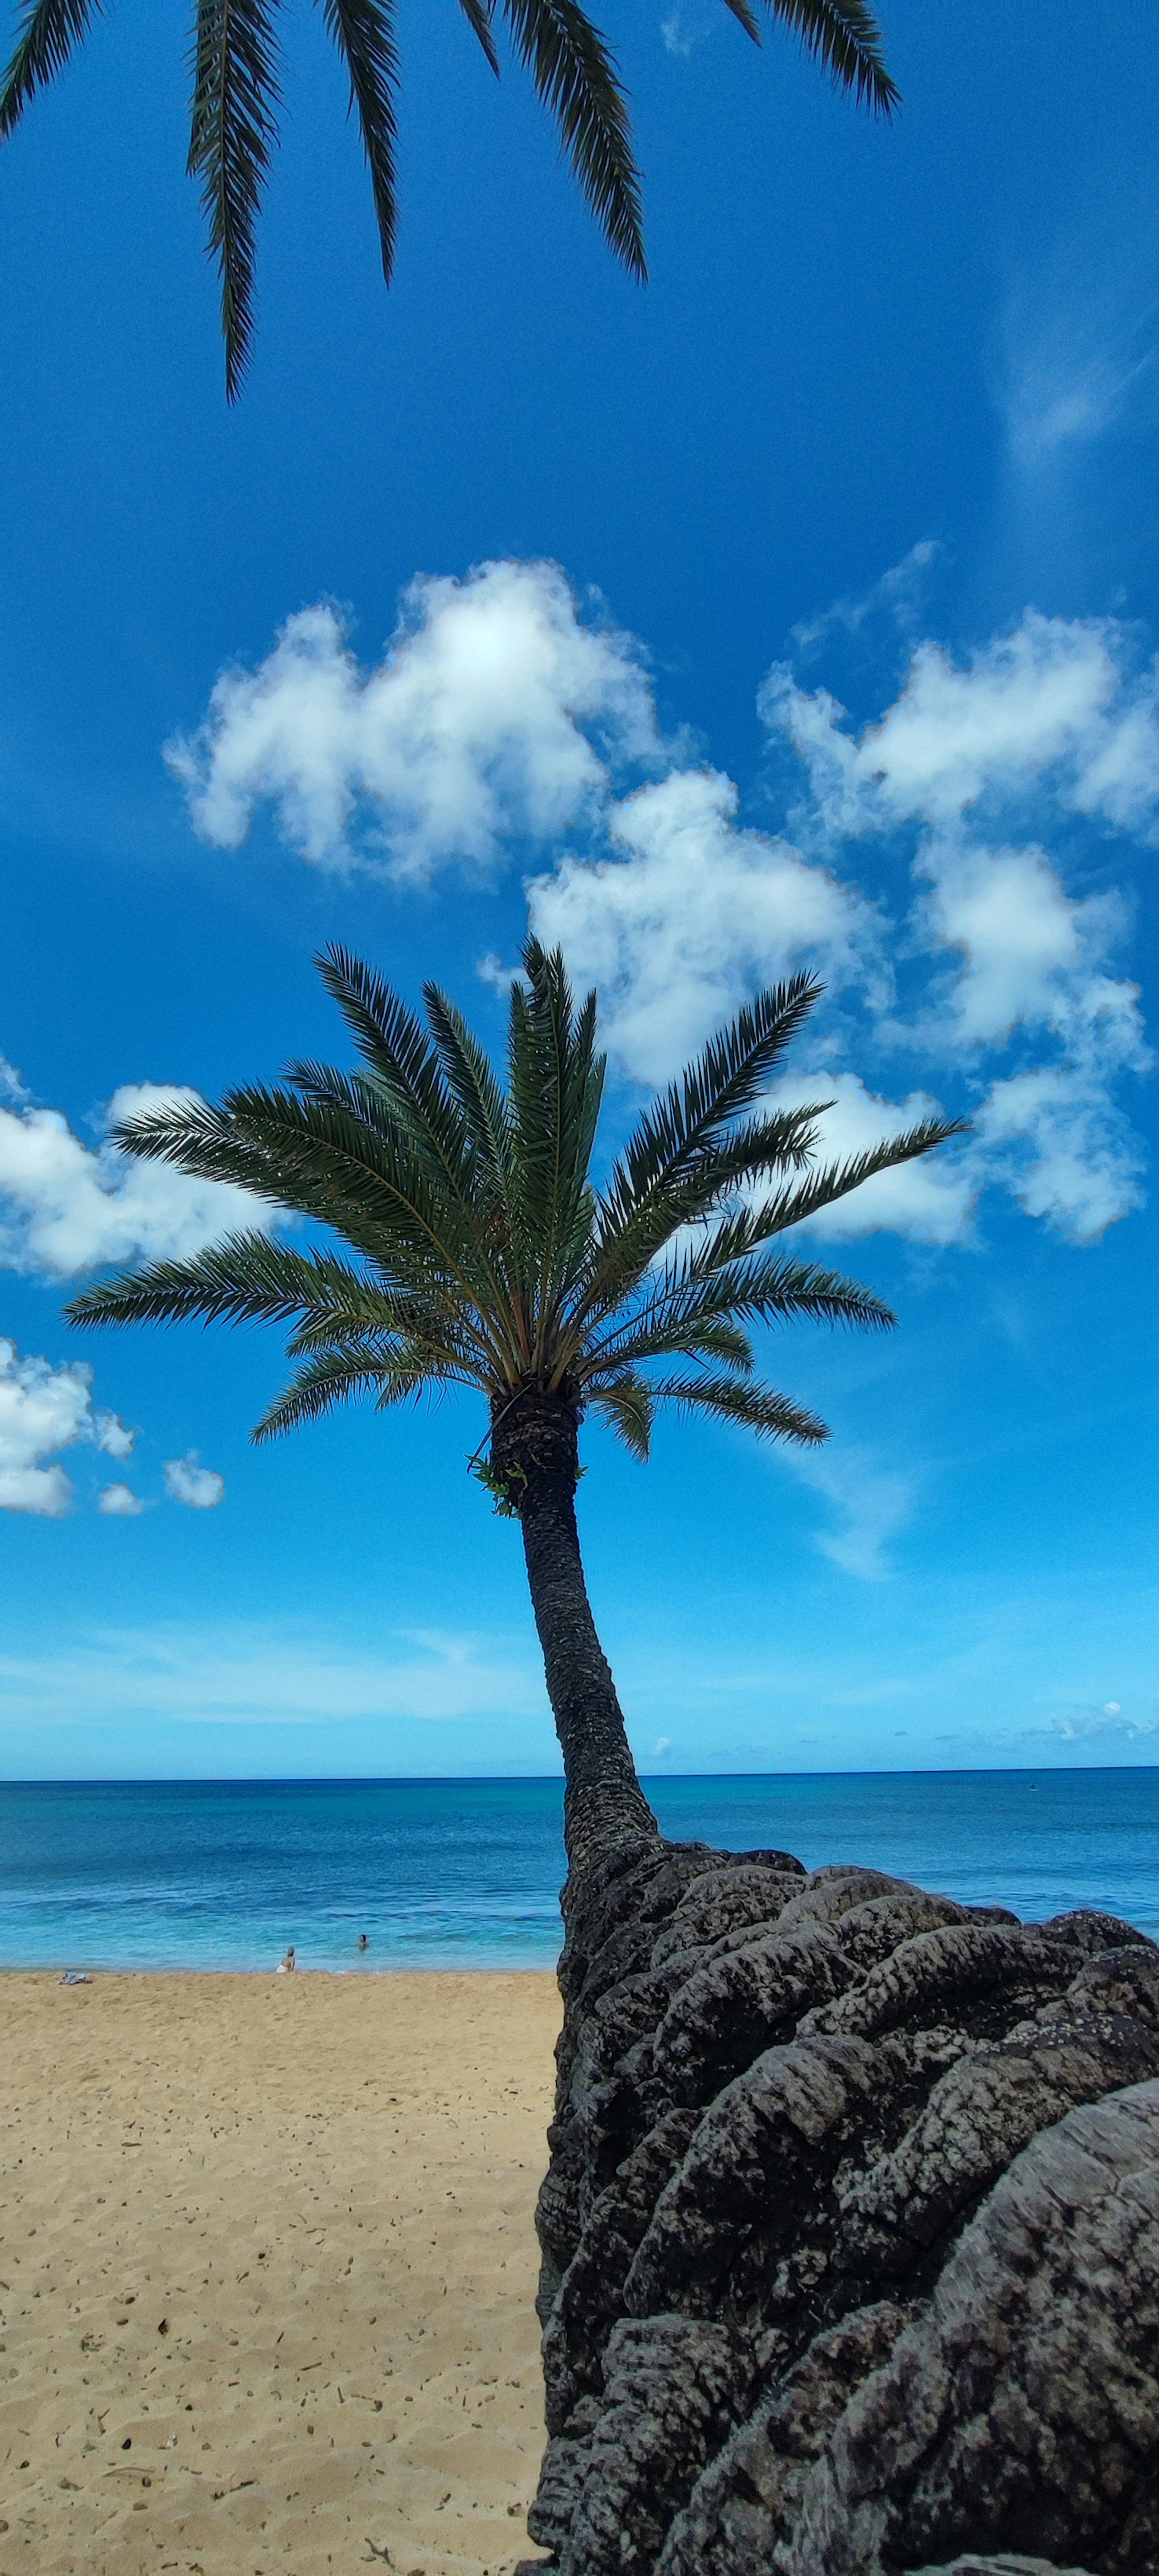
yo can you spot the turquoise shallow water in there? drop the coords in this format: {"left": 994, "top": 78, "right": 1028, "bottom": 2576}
{"left": 1, "top": 1771, "right": 1157, "bottom": 1972}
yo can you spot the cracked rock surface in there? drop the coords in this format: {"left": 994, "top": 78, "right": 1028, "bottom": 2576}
{"left": 524, "top": 1838, "right": 1159, "bottom": 2576}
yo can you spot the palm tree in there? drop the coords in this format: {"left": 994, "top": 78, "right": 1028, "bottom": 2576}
{"left": 67, "top": 941, "right": 960, "bottom": 1877}
{"left": 0, "top": 0, "right": 897, "bottom": 399}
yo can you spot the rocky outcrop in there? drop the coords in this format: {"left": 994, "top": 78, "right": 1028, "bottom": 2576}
{"left": 522, "top": 1838, "right": 1159, "bottom": 2576}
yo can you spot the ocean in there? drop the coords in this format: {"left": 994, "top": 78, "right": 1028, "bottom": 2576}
{"left": 1, "top": 1770, "right": 1157, "bottom": 1972}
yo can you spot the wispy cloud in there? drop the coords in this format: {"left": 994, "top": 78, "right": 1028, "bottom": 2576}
{"left": 789, "top": 539, "right": 942, "bottom": 660}
{"left": 783, "top": 1439, "right": 920, "bottom": 1581}
{"left": 0, "top": 1620, "right": 544, "bottom": 1728}
{"left": 1000, "top": 213, "right": 1159, "bottom": 468}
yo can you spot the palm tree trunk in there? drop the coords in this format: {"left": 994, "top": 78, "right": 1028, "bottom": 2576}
{"left": 491, "top": 1388, "right": 658, "bottom": 1877}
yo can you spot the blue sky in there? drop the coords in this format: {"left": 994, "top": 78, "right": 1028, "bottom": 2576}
{"left": 0, "top": 0, "right": 1156, "bottom": 1779}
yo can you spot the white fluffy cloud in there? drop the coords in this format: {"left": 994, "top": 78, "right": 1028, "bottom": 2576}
{"left": 164, "top": 1452, "right": 225, "bottom": 1508}
{"left": 166, "top": 560, "right": 1155, "bottom": 1253}
{"left": 752, "top": 608, "right": 1157, "bottom": 1244}
{"left": 168, "top": 561, "right": 661, "bottom": 880}
{"left": 0, "top": 1340, "right": 133, "bottom": 1517}
{"left": 0, "top": 1076, "right": 274, "bottom": 1279}
{"left": 765, "top": 611, "right": 1159, "bottom": 837}
{"left": 528, "top": 768, "right": 878, "bottom": 1084}
{"left": 98, "top": 1482, "right": 146, "bottom": 1517}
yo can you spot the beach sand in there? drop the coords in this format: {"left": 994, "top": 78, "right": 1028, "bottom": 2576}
{"left": 1, "top": 1970, "right": 561, "bottom": 2576}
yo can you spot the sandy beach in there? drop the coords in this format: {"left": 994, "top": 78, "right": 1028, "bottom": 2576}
{"left": 0, "top": 1970, "right": 561, "bottom": 2576}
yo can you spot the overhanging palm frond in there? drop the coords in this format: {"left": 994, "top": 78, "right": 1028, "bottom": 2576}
{"left": 253, "top": 1341, "right": 455, "bottom": 1441}
{"left": 767, "top": 0, "right": 897, "bottom": 114}
{"left": 498, "top": 0, "right": 645, "bottom": 279}
{"left": 587, "top": 1370, "right": 653, "bottom": 1460}
{"left": 649, "top": 1372, "right": 829, "bottom": 1444}
{"left": 187, "top": 0, "right": 283, "bottom": 401}
{"left": 0, "top": 0, "right": 103, "bottom": 139}
{"left": 453, "top": 0, "right": 501, "bottom": 73}
{"left": 318, "top": 0, "right": 400, "bottom": 282}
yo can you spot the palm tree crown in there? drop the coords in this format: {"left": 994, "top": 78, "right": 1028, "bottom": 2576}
{"left": 68, "top": 940, "right": 954, "bottom": 1463}
{"left": 67, "top": 942, "right": 960, "bottom": 1868}
{"left": 0, "top": 0, "right": 897, "bottom": 398}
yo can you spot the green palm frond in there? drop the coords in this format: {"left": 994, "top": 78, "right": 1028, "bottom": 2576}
{"left": 508, "top": 942, "right": 605, "bottom": 1342}
{"left": 318, "top": 0, "right": 400, "bottom": 282}
{"left": 422, "top": 981, "right": 513, "bottom": 1194}
{"left": 187, "top": 0, "right": 282, "bottom": 402}
{"left": 67, "top": 939, "right": 963, "bottom": 1474}
{"left": 702, "top": 1115, "right": 969, "bottom": 1255}
{"left": 453, "top": 0, "right": 501, "bottom": 72}
{"left": 767, "top": 0, "right": 897, "bottom": 115}
{"left": 1, "top": 0, "right": 898, "bottom": 389}
{"left": 0, "top": 0, "right": 103, "bottom": 139}
{"left": 580, "top": 973, "right": 822, "bottom": 1322}
{"left": 587, "top": 1369, "right": 654, "bottom": 1460}
{"left": 66, "top": 1231, "right": 374, "bottom": 1331}
{"left": 579, "top": 1252, "right": 891, "bottom": 1380}
{"left": 499, "top": 0, "right": 644, "bottom": 279}
{"left": 582, "top": 1310, "right": 755, "bottom": 1377}
{"left": 648, "top": 1372, "right": 829, "bottom": 1445}
{"left": 253, "top": 1342, "right": 454, "bottom": 1441}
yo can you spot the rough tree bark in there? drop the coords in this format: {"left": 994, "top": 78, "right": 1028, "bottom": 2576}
{"left": 516, "top": 1835, "right": 1159, "bottom": 2576}
{"left": 491, "top": 1385, "right": 659, "bottom": 1876}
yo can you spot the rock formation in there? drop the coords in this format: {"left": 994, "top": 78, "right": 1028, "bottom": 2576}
{"left": 517, "top": 1838, "right": 1159, "bottom": 2576}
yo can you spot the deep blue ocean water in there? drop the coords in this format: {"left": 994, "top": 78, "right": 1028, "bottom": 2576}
{"left": 1, "top": 1771, "right": 1157, "bottom": 1972}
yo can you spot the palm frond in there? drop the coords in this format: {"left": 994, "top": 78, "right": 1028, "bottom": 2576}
{"left": 311, "top": 948, "right": 527, "bottom": 1343}
{"left": 672, "top": 1244, "right": 895, "bottom": 1328}
{"left": 454, "top": 0, "right": 500, "bottom": 73}
{"left": 422, "top": 980, "right": 512, "bottom": 1193}
{"left": 649, "top": 1372, "right": 829, "bottom": 1445}
{"left": 767, "top": 0, "right": 897, "bottom": 115}
{"left": 187, "top": 0, "right": 282, "bottom": 402}
{"left": 0, "top": 0, "right": 102, "bottom": 141}
{"left": 587, "top": 1370, "right": 653, "bottom": 1460}
{"left": 107, "top": 1085, "right": 518, "bottom": 1353}
{"left": 507, "top": 944, "right": 604, "bottom": 1337}
{"left": 582, "top": 1312, "right": 755, "bottom": 1377}
{"left": 716, "top": 0, "right": 761, "bottom": 41}
{"left": 713, "top": 1115, "right": 969, "bottom": 1250}
{"left": 317, "top": 0, "right": 399, "bottom": 282}
{"left": 252, "top": 1343, "right": 450, "bottom": 1441}
{"left": 498, "top": 0, "right": 645, "bottom": 279}
{"left": 64, "top": 1231, "right": 374, "bottom": 1332}
{"left": 579, "top": 972, "right": 823, "bottom": 1321}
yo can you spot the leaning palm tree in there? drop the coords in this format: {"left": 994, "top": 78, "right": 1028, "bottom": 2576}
{"left": 67, "top": 941, "right": 959, "bottom": 1878}
{"left": 0, "top": 0, "right": 897, "bottom": 398}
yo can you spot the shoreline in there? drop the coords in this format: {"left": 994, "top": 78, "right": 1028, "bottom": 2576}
{"left": 2, "top": 1968, "right": 560, "bottom": 2576}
